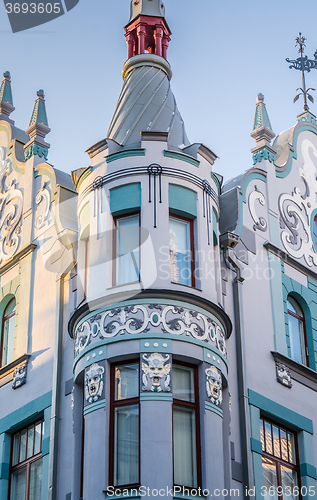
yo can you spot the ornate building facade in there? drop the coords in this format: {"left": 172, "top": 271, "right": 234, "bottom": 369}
{"left": 0, "top": 2, "right": 317, "bottom": 500}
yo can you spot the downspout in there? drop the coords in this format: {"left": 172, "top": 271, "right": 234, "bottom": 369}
{"left": 47, "top": 238, "right": 76, "bottom": 500}
{"left": 47, "top": 276, "right": 64, "bottom": 500}
{"left": 224, "top": 244, "right": 255, "bottom": 496}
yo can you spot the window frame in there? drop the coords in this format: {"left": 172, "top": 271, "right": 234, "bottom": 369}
{"left": 260, "top": 416, "right": 302, "bottom": 500}
{"left": 287, "top": 296, "right": 309, "bottom": 366}
{"left": 172, "top": 361, "right": 201, "bottom": 489}
{"left": 169, "top": 212, "right": 195, "bottom": 288}
{"left": 109, "top": 359, "right": 141, "bottom": 489}
{"left": 112, "top": 211, "right": 141, "bottom": 287}
{"left": 1, "top": 298, "right": 16, "bottom": 368}
{"left": 8, "top": 419, "right": 44, "bottom": 500}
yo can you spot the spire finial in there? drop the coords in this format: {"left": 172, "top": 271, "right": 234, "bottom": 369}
{"left": 251, "top": 93, "right": 276, "bottom": 165}
{"left": 286, "top": 33, "right": 317, "bottom": 114}
{"left": 24, "top": 89, "right": 50, "bottom": 162}
{"left": 0, "top": 71, "right": 15, "bottom": 124}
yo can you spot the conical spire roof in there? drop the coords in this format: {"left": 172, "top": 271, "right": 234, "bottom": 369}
{"left": 252, "top": 93, "right": 273, "bottom": 131}
{"left": 29, "top": 89, "right": 49, "bottom": 128}
{"left": 0, "top": 71, "right": 15, "bottom": 124}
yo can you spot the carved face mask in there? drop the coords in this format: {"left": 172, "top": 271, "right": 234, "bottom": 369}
{"left": 206, "top": 367, "right": 222, "bottom": 401}
{"left": 142, "top": 353, "right": 171, "bottom": 387}
{"left": 85, "top": 363, "right": 104, "bottom": 400}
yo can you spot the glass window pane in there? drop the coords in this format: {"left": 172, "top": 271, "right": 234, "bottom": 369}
{"left": 281, "top": 465, "right": 299, "bottom": 499}
{"left": 260, "top": 420, "right": 265, "bottom": 450}
{"left": 265, "top": 422, "right": 273, "bottom": 455}
{"left": 173, "top": 365, "right": 195, "bottom": 402}
{"left": 12, "top": 433, "right": 20, "bottom": 466}
{"left": 287, "top": 297, "right": 302, "bottom": 317}
{"left": 173, "top": 407, "right": 197, "bottom": 488}
{"left": 114, "top": 405, "right": 139, "bottom": 486}
{"left": 272, "top": 425, "right": 280, "bottom": 458}
{"left": 10, "top": 466, "right": 27, "bottom": 500}
{"left": 2, "top": 314, "right": 15, "bottom": 366}
{"left": 34, "top": 422, "right": 42, "bottom": 455}
{"left": 29, "top": 458, "right": 43, "bottom": 500}
{"left": 262, "top": 457, "right": 278, "bottom": 500}
{"left": 288, "top": 314, "right": 304, "bottom": 364}
{"left": 19, "top": 429, "right": 27, "bottom": 463}
{"left": 116, "top": 215, "right": 140, "bottom": 285}
{"left": 169, "top": 217, "right": 192, "bottom": 286}
{"left": 280, "top": 429, "right": 288, "bottom": 462}
{"left": 288, "top": 433, "right": 296, "bottom": 464}
{"left": 27, "top": 425, "right": 34, "bottom": 459}
{"left": 115, "top": 364, "right": 139, "bottom": 401}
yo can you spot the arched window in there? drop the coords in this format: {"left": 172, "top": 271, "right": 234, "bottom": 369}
{"left": 1, "top": 298, "right": 16, "bottom": 367}
{"left": 287, "top": 296, "right": 308, "bottom": 366}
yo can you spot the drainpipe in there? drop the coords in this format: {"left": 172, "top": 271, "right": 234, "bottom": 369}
{"left": 221, "top": 233, "right": 254, "bottom": 496}
{"left": 47, "top": 234, "right": 76, "bottom": 500}
{"left": 47, "top": 276, "right": 64, "bottom": 500}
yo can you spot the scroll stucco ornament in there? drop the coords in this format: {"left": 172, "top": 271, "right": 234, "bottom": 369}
{"left": 141, "top": 353, "right": 171, "bottom": 392}
{"left": 276, "top": 362, "right": 292, "bottom": 388}
{"left": 75, "top": 304, "right": 227, "bottom": 359}
{"left": 0, "top": 147, "right": 11, "bottom": 192}
{"left": 35, "top": 183, "right": 51, "bottom": 229}
{"left": 279, "top": 138, "right": 317, "bottom": 267}
{"left": 248, "top": 185, "right": 267, "bottom": 232}
{"left": 0, "top": 148, "right": 23, "bottom": 263}
{"left": 85, "top": 363, "right": 105, "bottom": 403}
{"left": 12, "top": 362, "right": 27, "bottom": 389}
{"left": 205, "top": 366, "right": 222, "bottom": 405}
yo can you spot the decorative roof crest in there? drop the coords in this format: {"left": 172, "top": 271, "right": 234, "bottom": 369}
{"left": 286, "top": 33, "right": 317, "bottom": 114}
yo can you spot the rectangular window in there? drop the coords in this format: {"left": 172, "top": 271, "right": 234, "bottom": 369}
{"left": 173, "top": 363, "right": 200, "bottom": 488}
{"left": 114, "top": 213, "right": 140, "bottom": 286}
{"left": 110, "top": 362, "right": 140, "bottom": 487}
{"left": 260, "top": 418, "right": 300, "bottom": 500}
{"left": 169, "top": 215, "right": 195, "bottom": 287}
{"left": 9, "top": 420, "right": 44, "bottom": 500}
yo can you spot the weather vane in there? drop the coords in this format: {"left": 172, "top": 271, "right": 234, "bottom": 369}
{"left": 286, "top": 33, "right": 317, "bottom": 112}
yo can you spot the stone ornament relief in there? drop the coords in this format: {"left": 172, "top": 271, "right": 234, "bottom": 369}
{"left": 276, "top": 362, "right": 292, "bottom": 388}
{"left": 85, "top": 363, "right": 105, "bottom": 403}
{"left": 141, "top": 353, "right": 171, "bottom": 392}
{"left": 0, "top": 147, "right": 23, "bottom": 264}
{"left": 35, "top": 183, "right": 51, "bottom": 229}
{"left": 205, "top": 365, "right": 222, "bottom": 406}
{"left": 248, "top": 185, "right": 267, "bottom": 232}
{"left": 75, "top": 304, "right": 227, "bottom": 359}
{"left": 12, "top": 362, "right": 28, "bottom": 389}
{"left": 279, "top": 139, "right": 317, "bottom": 266}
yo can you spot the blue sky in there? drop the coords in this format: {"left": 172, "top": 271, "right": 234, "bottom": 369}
{"left": 1, "top": 0, "right": 317, "bottom": 182}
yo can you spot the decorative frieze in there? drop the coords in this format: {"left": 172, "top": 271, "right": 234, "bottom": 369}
{"left": 74, "top": 303, "right": 227, "bottom": 359}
